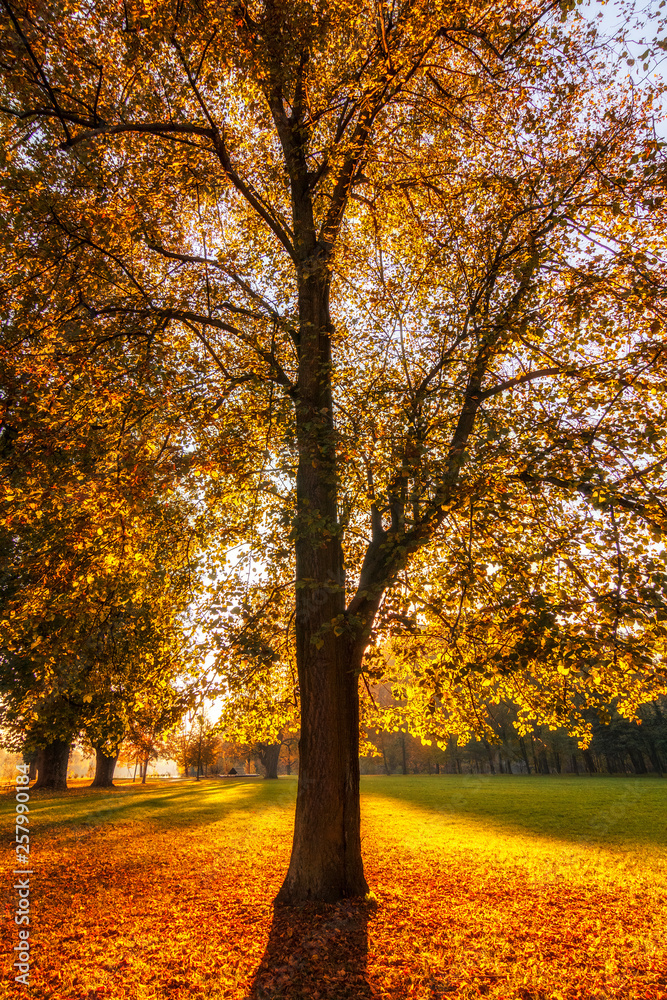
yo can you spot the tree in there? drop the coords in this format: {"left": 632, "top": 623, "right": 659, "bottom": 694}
{"left": 0, "top": 245, "right": 228, "bottom": 789}
{"left": 2, "top": 0, "right": 667, "bottom": 900}
{"left": 188, "top": 710, "right": 221, "bottom": 779}
{"left": 123, "top": 687, "right": 186, "bottom": 783}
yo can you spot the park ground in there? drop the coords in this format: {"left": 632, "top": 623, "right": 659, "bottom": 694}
{"left": 1, "top": 775, "right": 666, "bottom": 1000}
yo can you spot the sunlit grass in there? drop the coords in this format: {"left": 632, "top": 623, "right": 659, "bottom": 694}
{"left": 1, "top": 775, "right": 665, "bottom": 999}
{"left": 361, "top": 774, "right": 667, "bottom": 889}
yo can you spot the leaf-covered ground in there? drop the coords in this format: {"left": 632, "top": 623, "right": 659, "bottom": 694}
{"left": 2, "top": 775, "right": 666, "bottom": 1000}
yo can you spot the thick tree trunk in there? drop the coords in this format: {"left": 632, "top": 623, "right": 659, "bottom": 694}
{"left": 258, "top": 743, "right": 281, "bottom": 779}
{"left": 277, "top": 638, "right": 366, "bottom": 902}
{"left": 33, "top": 740, "right": 70, "bottom": 791}
{"left": 90, "top": 747, "right": 118, "bottom": 788}
{"left": 276, "top": 268, "right": 368, "bottom": 903}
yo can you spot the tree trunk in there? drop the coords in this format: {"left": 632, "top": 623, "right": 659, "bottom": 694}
{"left": 277, "top": 634, "right": 367, "bottom": 902}
{"left": 33, "top": 740, "right": 70, "bottom": 791}
{"left": 382, "top": 747, "right": 390, "bottom": 775}
{"left": 483, "top": 739, "right": 496, "bottom": 774}
{"left": 519, "top": 737, "right": 532, "bottom": 774}
{"left": 258, "top": 743, "right": 281, "bottom": 779}
{"left": 583, "top": 749, "right": 596, "bottom": 774}
{"left": 529, "top": 735, "right": 540, "bottom": 774}
{"left": 570, "top": 753, "right": 579, "bottom": 774}
{"left": 141, "top": 755, "right": 149, "bottom": 784}
{"left": 401, "top": 734, "right": 408, "bottom": 775}
{"left": 645, "top": 737, "right": 664, "bottom": 776}
{"left": 276, "top": 268, "right": 368, "bottom": 904}
{"left": 90, "top": 747, "right": 118, "bottom": 788}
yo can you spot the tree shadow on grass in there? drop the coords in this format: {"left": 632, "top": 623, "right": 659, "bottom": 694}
{"left": 248, "top": 898, "right": 374, "bottom": 1000}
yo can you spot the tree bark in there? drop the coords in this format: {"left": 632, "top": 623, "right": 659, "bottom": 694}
{"left": 277, "top": 628, "right": 367, "bottom": 902}
{"left": 90, "top": 747, "right": 118, "bottom": 788}
{"left": 275, "top": 264, "right": 368, "bottom": 903}
{"left": 33, "top": 740, "right": 70, "bottom": 791}
{"left": 257, "top": 742, "right": 281, "bottom": 779}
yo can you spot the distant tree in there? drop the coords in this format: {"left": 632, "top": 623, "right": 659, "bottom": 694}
{"left": 122, "top": 689, "right": 186, "bottom": 784}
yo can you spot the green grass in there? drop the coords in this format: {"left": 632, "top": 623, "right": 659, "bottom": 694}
{"left": 360, "top": 773, "right": 667, "bottom": 847}
{"left": 3, "top": 773, "right": 665, "bottom": 839}
{"left": 4, "top": 772, "right": 665, "bottom": 856}
{"left": 357, "top": 773, "right": 667, "bottom": 894}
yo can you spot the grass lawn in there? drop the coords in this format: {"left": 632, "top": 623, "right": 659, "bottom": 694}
{"left": 1, "top": 774, "right": 666, "bottom": 1000}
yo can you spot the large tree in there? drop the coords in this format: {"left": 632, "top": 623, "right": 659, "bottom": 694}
{"left": 2, "top": 0, "right": 667, "bottom": 901}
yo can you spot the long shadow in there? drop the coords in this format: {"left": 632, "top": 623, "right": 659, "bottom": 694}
{"left": 247, "top": 899, "right": 374, "bottom": 1000}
